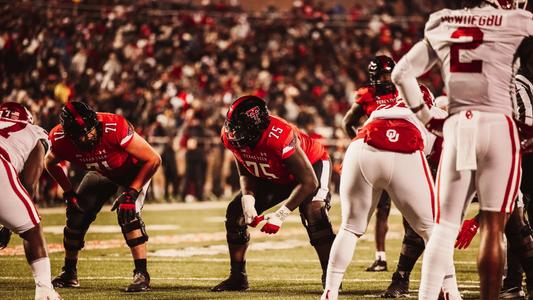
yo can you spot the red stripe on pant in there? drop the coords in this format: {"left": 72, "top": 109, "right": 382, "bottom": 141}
{"left": 501, "top": 116, "right": 518, "bottom": 213}
{"left": 0, "top": 157, "right": 38, "bottom": 225}
{"left": 419, "top": 151, "right": 436, "bottom": 219}
{"left": 509, "top": 153, "right": 522, "bottom": 213}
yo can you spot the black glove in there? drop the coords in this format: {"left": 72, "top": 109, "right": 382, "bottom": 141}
{"left": 0, "top": 225, "right": 11, "bottom": 250}
{"left": 64, "top": 190, "right": 83, "bottom": 213}
{"left": 111, "top": 187, "right": 139, "bottom": 225}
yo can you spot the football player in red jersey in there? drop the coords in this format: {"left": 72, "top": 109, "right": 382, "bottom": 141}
{"left": 342, "top": 55, "right": 433, "bottom": 298}
{"left": 45, "top": 102, "right": 161, "bottom": 292}
{"left": 211, "top": 95, "right": 336, "bottom": 292}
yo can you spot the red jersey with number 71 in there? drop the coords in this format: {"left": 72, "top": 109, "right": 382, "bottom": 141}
{"left": 222, "top": 115, "right": 328, "bottom": 184}
{"left": 49, "top": 113, "right": 140, "bottom": 185}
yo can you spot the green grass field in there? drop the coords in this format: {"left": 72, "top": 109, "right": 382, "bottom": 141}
{"left": 0, "top": 199, "right": 482, "bottom": 299}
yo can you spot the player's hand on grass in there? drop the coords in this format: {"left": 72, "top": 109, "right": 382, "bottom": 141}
{"left": 64, "top": 190, "right": 84, "bottom": 213}
{"left": 112, "top": 187, "right": 139, "bottom": 225}
{"left": 241, "top": 195, "right": 259, "bottom": 226}
{"left": 260, "top": 205, "right": 291, "bottom": 234}
{"left": 455, "top": 217, "right": 479, "bottom": 249}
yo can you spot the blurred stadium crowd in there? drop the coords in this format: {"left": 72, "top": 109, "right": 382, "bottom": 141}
{"left": 0, "top": 0, "right": 449, "bottom": 204}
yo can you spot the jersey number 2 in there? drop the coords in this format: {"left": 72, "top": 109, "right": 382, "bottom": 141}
{"left": 450, "top": 27, "right": 484, "bottom": 73}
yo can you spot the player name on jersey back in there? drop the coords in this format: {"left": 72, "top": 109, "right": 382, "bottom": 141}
{"left": 439, "top": 14, "right": 502, "bottom": 27}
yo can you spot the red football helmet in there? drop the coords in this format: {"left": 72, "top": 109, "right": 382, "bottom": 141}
{"left": 0, "top": 102, "right": 34, "bottom": 124}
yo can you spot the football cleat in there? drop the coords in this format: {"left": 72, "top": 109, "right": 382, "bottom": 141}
{"left": 381, "top": 271, "right": 409, "bottom": 298}
{"left": 211, "top": 272, "right": 249, "bottom": 292}
{"left": 35, "top": 283, "right": 62, "bottom": 300}
{"left": 366, "top": 259, "right": 388, "bottom": 272}
{"left": 499, "top": 286, "right": 526, "bottom": 299}
{"left": 125, "top": 270, "right": 150, "bottom": 292}
{"left": 52, "top": 269, "right": 79, "bottom": 288}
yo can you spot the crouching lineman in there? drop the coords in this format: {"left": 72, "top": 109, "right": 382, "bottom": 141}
{"left": 211, "top": 95, "right": 335, "bottom": 291}
{"left": 45, "top": 101, "right": 161, "bottom": 292}
{"left": 0, "top": 102, "right": 61, "bottom": 300}
{"left": 322, "top": 68, "right": 460, "bottom": 299}
{"left": 342, "top": 55, "right": 432, "bottom": 297}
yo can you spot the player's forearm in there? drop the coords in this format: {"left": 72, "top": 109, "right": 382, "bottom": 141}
{"left": 46, "top": 164, "right": 73, "bottom": 192}
{"left": 284, "top": 179, "right": 318, "bottom": 211}
{"left": 342, "top": 118, "right": 357, "bottom": 139}
{"left": 130, "top": 155, "right": 161, "bottom": 191}
{"left": 392, "top": 40, "right": 437, "bottom": 123}
{"left": 239, "top": 176, "right": 257, "bottom": 197}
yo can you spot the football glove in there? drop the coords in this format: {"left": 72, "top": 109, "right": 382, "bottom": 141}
{"left": 260, "top": 205, "right": 291, "bottom": 235}
{"left": 241, "top": 195, "right": 259, "bottom": 226}
{"left": 455, "top": 217, "right": 479, "bottom": 249}
{"left": 64, "top": 190, "right": 83, "bottom": 213}
{"left": 111, "top": 187, "right": 139, "bottom": 225}
{"left": 0, "top": 225, "right": 11, "bottom": 250}
{"left": 425, "top": 117, "right": 446, "bottom": 137}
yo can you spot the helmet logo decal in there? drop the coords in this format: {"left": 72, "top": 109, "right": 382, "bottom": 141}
{"left": 245, "top": 106, "right": 262, "bottom": 125}
{"left": 66, "top": 102, "right": 87, "bottom": 127}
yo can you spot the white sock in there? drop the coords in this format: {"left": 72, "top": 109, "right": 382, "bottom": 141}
{"left": 375, "top": 251, "right": 386, "bottom": 261}
{"left": 324, "top": 225, "right": 359, "bottom": 292}
{"left": 31, "top": 257, "right": 52, "bottom": 289}
{"left": 419, "top": 221, "right": 460, "bottom": 299}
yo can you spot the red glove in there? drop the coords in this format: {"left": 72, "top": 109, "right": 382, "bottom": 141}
{"left": 455, "top": 218, "right": 479, "bottom": 249}
{"left": 425, "top": 117, "right": 446, "bottom": 137}
{"left": 260, "top": 205, "right": 291, "bottom": 235}
{"left": 111, "top": 188, "right": 139, "bottom": 225}
{"left": 249, "top": 215, "right": 264, "bottom": 228}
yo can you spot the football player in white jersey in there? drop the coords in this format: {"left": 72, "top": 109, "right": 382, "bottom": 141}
{"left": 0, "top": 102, "right": 61, "bottom": 300}
{"left": 321, "top": 64, "right": 460, "bottom": 299}
{"left": 391, "top": 0, "right": 533, "bottom": 299}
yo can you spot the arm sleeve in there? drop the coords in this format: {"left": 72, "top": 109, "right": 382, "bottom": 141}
{"left": 391, "top": 39, "right": 439, "bottom": 123}
{"left": 116, "top": 117, "right": 135, "bottom": 148}
{"left": 281, "top": 132, "right": 298, "bottom": 160}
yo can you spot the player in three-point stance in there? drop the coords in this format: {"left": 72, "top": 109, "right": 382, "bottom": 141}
{"left": 45, "top": 101, "right": 161, "bottom": 292}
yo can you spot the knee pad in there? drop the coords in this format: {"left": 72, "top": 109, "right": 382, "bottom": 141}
{"left": 225, "top": 220, "right": 250, "bottom": 245}
{"left": 300, "top": 203, "right": 336, "bottom": 247}
{"left": 63, "top": 226, "right": 86, "bottom": 251}
{"left": 66, "top": 206, "right": 98, "bottom": 233}
{"left": 121, "top": 215, "right": 149, "bottom": 248}
{"left": 225, "top": 196, "right": 250, "bottom": 245}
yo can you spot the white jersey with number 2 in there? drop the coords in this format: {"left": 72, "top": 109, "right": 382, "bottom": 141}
{"left": 425, "top": 6, "right": 533, "bottom": 115}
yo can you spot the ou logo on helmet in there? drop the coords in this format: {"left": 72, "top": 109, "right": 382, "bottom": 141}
{"left": 386, "top": 129, "right": 399, "bottom": 142}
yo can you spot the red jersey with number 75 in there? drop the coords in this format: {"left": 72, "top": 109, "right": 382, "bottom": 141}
{"left": 222, "top": 115, "right": 328, "bottom": 184}
{"left": 49, "top": 113, "right": 140, "bottom": 185}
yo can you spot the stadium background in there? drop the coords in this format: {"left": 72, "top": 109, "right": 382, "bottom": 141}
{"left": 0, "top": 1, "right": 512, "bottom": 299}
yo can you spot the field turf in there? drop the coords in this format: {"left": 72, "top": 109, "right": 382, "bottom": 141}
{"left": 0, "top": 199, "right": 482, "bottom": 299}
